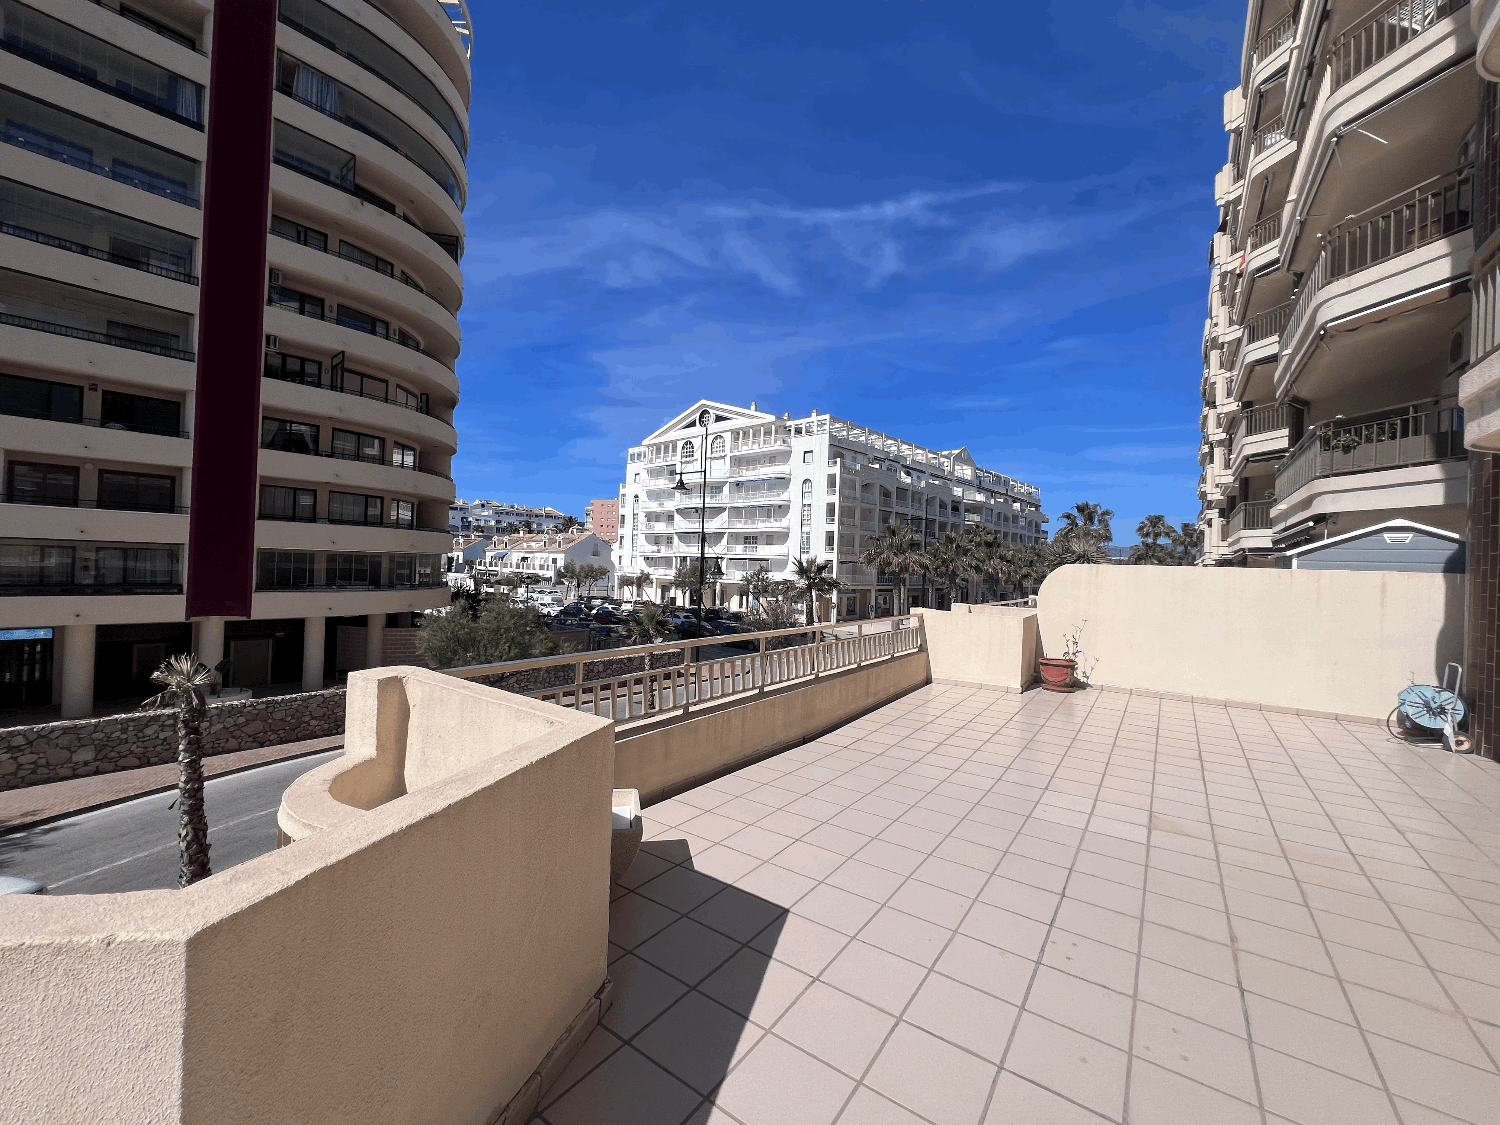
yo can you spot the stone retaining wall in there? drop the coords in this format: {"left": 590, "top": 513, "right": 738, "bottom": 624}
{"left": 0, "top": 689, "right": 346, "bottom": 792}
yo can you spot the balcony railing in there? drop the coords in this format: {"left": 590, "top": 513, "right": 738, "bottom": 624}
{"left": 263, "top": 360, "right": 433, "bottom": 417}
{"left": 1244, "top": 301, "right": 1294, "bottom": 345}
{"left": 260, "top": 441, "right": 453, "bottom": 480}
{"left": 0, "top": 311, "right": 194, "bottom": 360}
{"left": 1254, "top": 115, "right": 1288, "bottom": 154}
{"left": 1226, "top": 500, "right": 1272, "bottom": 537}
{"left": 1330, "top": 0, "right": 1468, "bottom": 91}
{"left": 2, "top": 222, "right": 198, "bottom": 284}
{"left": 1233, "top": 402, "right": 1303, "bottom": 452}
{"left": 1275, "top": 401, "right": 1465, "bottom": 500}
{"left": 1253, "top": 10, "right": 1298, "bottom": 63}
{"left": 268, "top": 226, "right": 451, "bottom": 315}
{"left": 265, "top": 297, "right": 450, "bottom": 368}
{"left": 3, "top": 496, "right": 188, "bottom": 514}
{"left": 1283, "top": 166, "right": 1472, "bottom": 348}
{"left": 1247, "top": 213, "right": 1281, "bottom": 252}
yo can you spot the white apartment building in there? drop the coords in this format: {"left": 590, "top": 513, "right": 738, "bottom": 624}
{"left": 477, "top": 531, "right": 615, "bottom": 595}
{"left": 1198, "top": 0, "right": 1473, "bottom": 565}
{"left": 448, "top": 500, "right": 568, "bottom": 535}
{"left": 615, "top": 401, "right": 1045, "bottom": 619}
{"left": 0, "top": 0, "right": 471, "bottom": 715}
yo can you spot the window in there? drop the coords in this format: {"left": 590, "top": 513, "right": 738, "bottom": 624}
{"left": 331, "top": 429, "right": 383, "bottom": 462}
{"left": 336, "top": 304, "right": 387, "bottom": 337}
{"left": 261, "top": 417, "right": 320, "bottom": 454}
{"left": 264, "top": 351, "right": 323, "bottom": 386}
{"left": 0, "top": 371, "right": 82, "bottom": 423}
{"left": 7, "top": 462, "right": 78, "bottom": 505}
{"left": 396, "top": 327, "right": 420, "bottom": 349}
{"left": 391, "top": 554, "right": 417, "bottom": 584}
{"left": 392, "top": 442, "right": 416, "bottom": 469}
{"left": 0, "top": 543, "right": 74, "bottom": 585}
{"left": 803, "top": 450, "right": 813, "bottom": 463}
{"left": 802, "top": 480, "right": 813, "bottom": 498}
{"left": 270, "top": 215, "right": 328, "bottom": 251}
{"left": 825, "top": 531, "right": 835, "bottom": 549}
{"left": 801, "top": 533, "right": 811, "bottom": 552}
{"left": 259, "top": 484, "right": 316, "bottom": 521}
{"left": 339, "top": 240, "right": 393, "bottom": 276}
{"left": 825, "top": 502, "right": 835, "bottom": 521}
{"left": 393, "top": 384, "right": 422, "bottom": 411}
{"left": 389, "top": 498, "right": 413, "bottom": 527}
{"left": 337, "top": 367, "right": 387, "bottom": 400}
{"left": 269, "top": 283, "right": 324, "bottom": 318}
{"left": 326, "top": 552, "right": 381, "bottom": 586}
{"left": 680, "top": 439, "right": 695, "bottom": 461}
{"left": 256, "top": 549, "right": 316, "bottom": 589}
{"left": 271, "top": 119, "right": 354, "bottom": 189}
{"left": 328, "top": 491, "right": 383, "bottom": 524}
{"left": 95, "top": 547, "right": 176, "bottom": 585}
{"left": 710, "top": 435, "right": 725, "bottom": 456}
{"left": 100, "top": 390, "right": 181, "bottom": 436}
{"left": 98, "top": 470, "right": 174, "bottom": 511}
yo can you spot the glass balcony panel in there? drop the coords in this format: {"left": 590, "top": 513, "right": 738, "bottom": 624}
{"left": 0, "top": 371, "right": 82, "bottom": 423}
{"left": 277, "top": 0, "right": 466, "bottom": 155}
{"left": 0, "top": 267, "right": 192, "bottom": 358}
{"left": 0, "top": 87, "right": 199, "bottom": 205}
{"left": 0, "top": 0, "right": 203, "bottom": 124}
{"left": 0, "top": 177, "right": 196, "bottom": 281}
{"left": 272, "top": 119, "right": 355, "bottom": 190}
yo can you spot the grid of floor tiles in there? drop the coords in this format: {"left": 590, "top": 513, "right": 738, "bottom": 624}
{"left": 536, "top": 683, "right": 1500, "bottom": 1125}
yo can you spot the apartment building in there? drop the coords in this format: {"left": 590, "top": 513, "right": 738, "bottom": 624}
{"left": 447, "top": 500, "right": 567, "bottom": 536}
{"left": 476, "top": 531, "right": 615, "bottom": 595}
{"left": 584, "top": 497, "right": 618, "bottom": 543}
{"left": 615, "top": 401, "right": 1045, "bottom": 619}
{"left": 0, "top": 0, "right": 471, "bottom": 715}
{"left": 1198, "top": 0, "right": 1473, "bottom": 565}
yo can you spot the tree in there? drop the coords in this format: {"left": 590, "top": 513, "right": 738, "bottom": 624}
{"left": 1170, "top": 521, "right": 1203, "bottom": 565}
{"left": 741, "top": 565, "right": 777, "bottom": 609}
{"left": 519, "top": 520, "right": 535, "bottom": 533}
{"left": 788, "top": 555, "right": 842, "bottom": 625}
{"left": 625, "top": 570, "right": 651, "bottom": 601}
{"left": 673, "top": 560, "right": 710, "bottom": 607}
{"left": 577, "top": 563, "right": 610, "bottom": 597}
{"left": 558, "top": 559, "right": 583, "bottom": 601}
{"left": 139, "top": 653, "right": 216, "bottom": 888}
{"left": 1051, "top": 501, "right": 1114, "bottom": 565}
{"left": 1129, "top": 514, "right": 1174, "bottom": 565}
{"left": 859, "top": 520, "right": 925, "bottom": 614}
{"left": 560, "top": 514, "right": 582, "bottom": 532}
{"left": 922, "top": 532, "right": 976, "bottom": 609}
{"left": 417, "top": 599, "right": 563, "bottom": 669}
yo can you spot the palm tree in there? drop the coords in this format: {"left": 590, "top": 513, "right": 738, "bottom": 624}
{"left": 788, "top": 555, "right": 842, "bottom": 625}
{"left": 922, "top": 532, "right": 975, "bottom": 608}
{"left": 560, "top": 514, "right": 583, "bottom": 532}
{"left": 139, "top": 654, "right": 216, "bottom": 888}
{"left": 624, "top": 605, "right": 671, "bottom": 713}
{"left": 742, "top": 565, "right": 777, "bottom": 610}
{"left": 1170, "top": 522, "right": 1203, "bottom": 565}
{"left": 1129, "top": 514, "right": 1173, "bottom": 565}
{"left": 1012, "top": 543, "right": 1053, "bottom": 592}
{"left": 1052, "top": 501, "right": 1115, "bottom": 564}
{"left": 859, "top": 520, "right": 925, "bottom": 614}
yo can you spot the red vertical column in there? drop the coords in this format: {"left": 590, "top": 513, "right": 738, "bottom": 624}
{"left": 1465, "top": 452, "right": 1500, "bottom": 760}
{"left": 184, "top": 0, "right": 280, "bottom": 620}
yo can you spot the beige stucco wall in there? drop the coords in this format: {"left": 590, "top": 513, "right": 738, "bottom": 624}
{"left": 1037, "top": 565, "right": 1464, "bottom": 720}
{"left": 617, "top": 650, "right": 929, "bottom": 804}
{"left": 0, "top": 668, "right": 613, "bottom": 1125}
{"left": 915, "top": 605, "right": 1038, "bottom": 692}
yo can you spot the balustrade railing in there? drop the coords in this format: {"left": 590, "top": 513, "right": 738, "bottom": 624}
{"left": 1247, "top": 212, "right": 1281, "bottom": 251}
{"left": 1245, "top": 301, "right": 1294, "bottom": 345}
{"left": 1226, "top": 500, "right": 1272, "bottom": 536}
{"left": 1253, "top": 10, "right": 1298, "bottom": 63}
{"left": 1330, "top": 0, "right": 1468, "bottom": 91}
{"left": 1282, "top": 166, "right": 1472, "bottom": 349}
{"left": 1275, "top": 401, "right": 1464, "bottom": 500}
{"left": 1254, "top": 115, "right": 1288, "bottom": 153}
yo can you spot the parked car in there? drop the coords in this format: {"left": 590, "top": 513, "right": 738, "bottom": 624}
{"left": 559, "top": 602, "right": 590, "bottom": 619}
{"left": 592, "top": 606, "right": 627, "bottom": 625}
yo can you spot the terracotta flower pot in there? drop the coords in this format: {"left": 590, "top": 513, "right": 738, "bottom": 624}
{"left": 1038, "top": 657, "right": 1079, "bottom": 693}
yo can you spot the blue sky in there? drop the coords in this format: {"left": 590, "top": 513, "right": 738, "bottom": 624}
{"left": 451, "top": 0, "right": 1241, "bottom": 540}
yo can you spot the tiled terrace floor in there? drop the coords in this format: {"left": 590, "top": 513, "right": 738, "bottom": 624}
{"left": 537, "top": 683, "right": 1500, "bottom": 1125}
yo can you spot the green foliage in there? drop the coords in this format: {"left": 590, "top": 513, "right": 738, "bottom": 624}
{"left": 416, "top": 598, "right": 563, "bottom": 669}
{"left": 560, "top": 514, "right": 583, "bottom": 531}
{"left": 789, "top": 555, "right": 842, "bottom": 624}
{"left": 1128, "top": 513, "right": 1201, "bottom": 565}
{"left": 859, "top": 520, "right": 925, "bottom": 611}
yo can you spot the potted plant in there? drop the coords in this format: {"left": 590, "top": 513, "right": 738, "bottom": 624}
{"left": 1039, "top": 624, "right": 1086, "bottom": 693}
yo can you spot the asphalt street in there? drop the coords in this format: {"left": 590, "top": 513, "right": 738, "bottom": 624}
{"left": 0, "top": 750, "right": 341, "bottom": 895}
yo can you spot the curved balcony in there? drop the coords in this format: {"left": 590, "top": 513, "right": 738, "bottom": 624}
{"left": 1330, "top": 0, "right": 1470, "bottom": 91}
{"left": 259, "top": 374, "right": 457, "bottom": 453}
{"left": 1273, "top": 401, "right": 1465, "bottom": 508}
{"left": 258, "top": 446, "right": 454, "bottom": 501}
{"left": 263, "top": 305, "right": 458, "bottom": 399}
{"left": 1230, "top": 402, "right": 1304, "bottom": 476}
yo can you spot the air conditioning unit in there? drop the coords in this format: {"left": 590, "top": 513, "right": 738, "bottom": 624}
{"left": 265, "top": 334, "right": 279, "bottom": 350}
{"left": 269, "top": 268, "right": 282, "bottom": 285}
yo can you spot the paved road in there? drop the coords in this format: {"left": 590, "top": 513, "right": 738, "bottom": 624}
{"left": 0, "top": 750, "right": 341, "bottom": 895}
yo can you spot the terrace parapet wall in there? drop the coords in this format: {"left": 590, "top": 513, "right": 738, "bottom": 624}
{"left": 0, "top": 689, "right": 347, "bottom": 791}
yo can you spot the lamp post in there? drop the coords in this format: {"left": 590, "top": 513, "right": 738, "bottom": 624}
{"left": 672, "top": 408, "right": 716, "bottom": 624}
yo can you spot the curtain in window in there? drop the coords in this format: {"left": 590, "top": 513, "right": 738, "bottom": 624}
{"left": 293, "top": 63, "right": 340, "bottom": 117}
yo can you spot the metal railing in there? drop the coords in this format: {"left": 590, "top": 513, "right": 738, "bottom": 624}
{"left": 1275, "top": 401, "right": 1465, "bottom": 500}
{"left": 2, "top": 496, "right": 188, "bottom": 514}
{"left": 265, "top": 298, "right": 450, "bottom": 368}
{"left": 1253, "top": 10, "right": 1298, "bottom": 63}
{"left": 0, "top": 406, "right": 190, "bottom": 438}
{"left": 0, "top": 312, "right": 194, "bottom": 360}
{"left": 268, "top": 226, "right": 451, "bottom": 314}
{"left": 1254, "top": 115, "right": 1288, "bottom": 154}
{"left": 0, "top": 127, "right": 200, "bottom": 206}
{"left": 446, "top": 619, "right": 924, "bottom": 727}
{"left": 1, "top": 222, "right": 198, "bottom": 284}
{"left": 1234, "top": 402, "right": 1301, "bottom": 444}
{"left": 1330, "top": 0, "right": 1468, "bottom": 90}
{"left": 1247, "top": 212, "right": 1281, "bottom": 251}
{"left": 260, "top": 441, "right": 452, "bottom": 480}
{"left": 1283, "top": 166, "right": 1472, "bottom": 348}
{"left": 264, "top": 364, "right": 434, "bottom": 416}
{"left": 1226, "top": 500, "right": 1272, "bottom": 536}
{"left": 1244, "top": 301, "right": 1294, "bottom": 345}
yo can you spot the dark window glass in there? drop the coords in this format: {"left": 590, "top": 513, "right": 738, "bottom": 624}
{"left": 328, "top": 490, "right": 382, "bottom": 524}
{"left": 261, "top": 417, "right": 320, "bottom": 454}
{"left": 7, "top": 461, "right": 78, "bottom": 505}
{"left": 95, "top": 546, "right": 176, "bottom": 585}
{"left": 0, "top": 371, "right": 82, "bottom": 422}
{"left": 326, "top": 551, "right": 380, "bottom": 586}
{"left": 256, "top": 548, "right": 317, "bottom": 588}
{"left": 338, "top": 239, "right": 392, "bottom": 275}
{"left": 105, "top": 320, "right": 181, "bottom": 352}
{"left": 268, "top": 284, "right": 325, "bottom": 318}
{"left": 259, "top": 484, "right": 316, "bottom": 521}
{"left": 392, "top": 443, "right": 415, "bottom": 469}
{"left": 100, "top": 389, "right": 181, "bottom": 435}
{"left": 0, "top": 543, "right": 73, "bottom": 584}
{"left": 263, "top": 351, "right": 323, "bottom": 386}
{"left": 335, "top": 304, "right": 387, "bottom": 337}
{"left": 341, "top": 369, "right": 386, "bottom": 399}
{"left": 331, "top": 428, "right": 382, "bottom": 462}
{"left": 270, "top": 214, "right": 328, "bottom": 251}
{"left": 117, "top": 5, "right": 195, "bottom": 49}
{"left": 271, "top": 119, "right": 355, "bottom": 188}
{"left": 390, "top": 498, "right": 413, "bottom": 527}
{"left": 98, "top": 470, "right": 174, "bottom": 511}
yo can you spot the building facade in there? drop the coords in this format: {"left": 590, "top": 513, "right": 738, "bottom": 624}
{"left": 615, "top": 401, "right": 1045, "bottom": 618}
{"left": 1199, "top": 0, "right": 1473, "bottom": 566}
{"left": 476, "top": 531, "right": 615, "bottom": 596}
{"left": 584, "top": 497, "right": 619, "bottom": 543}
{"left": 0, "top": 0, "right": 471, "bottom": 715}
{"left": 447, "top": 500, "right": 567, "bottom": 536}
